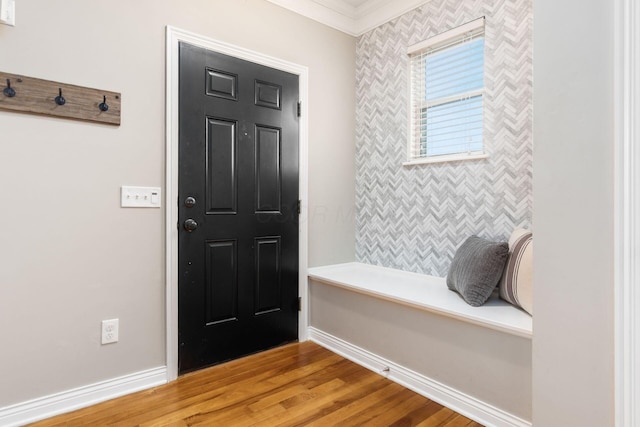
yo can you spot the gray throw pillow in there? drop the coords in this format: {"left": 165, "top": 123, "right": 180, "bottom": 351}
{"left": 446, "top": 236, "right": 509, "bottom": 307}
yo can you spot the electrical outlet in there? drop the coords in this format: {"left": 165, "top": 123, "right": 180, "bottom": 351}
{"left": 101, "top": 319, "right": 119, "bottom": 344}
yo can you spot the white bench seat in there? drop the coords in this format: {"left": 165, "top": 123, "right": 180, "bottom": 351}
{"left": 308, "top": 262, "right": 532, "bottom": 339}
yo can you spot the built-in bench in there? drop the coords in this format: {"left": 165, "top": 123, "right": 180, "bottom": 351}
{"left": 307, "top": 262, "right": 532, "bottom": 426}
{"left": 308, "top": 262, "right": 532, "bottom": 339}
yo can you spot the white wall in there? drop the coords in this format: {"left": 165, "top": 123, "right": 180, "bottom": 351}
{"left": 0, "top": 0, "right": 355, "bottom": 407}
{"left": 532, "top": 0, "right": 615, "bottom": 425}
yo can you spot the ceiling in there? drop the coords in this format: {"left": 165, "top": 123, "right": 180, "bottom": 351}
{"left": 265, "top": 0, "right": 430, "bottom": 36}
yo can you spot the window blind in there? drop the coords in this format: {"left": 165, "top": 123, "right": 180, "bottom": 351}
{"left": 409, "top": 19, "right": 485, "bottom": 160}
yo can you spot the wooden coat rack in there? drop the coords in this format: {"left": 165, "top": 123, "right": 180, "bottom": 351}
{"left": 0, "top": 71, "right": 121, "bottom": 126}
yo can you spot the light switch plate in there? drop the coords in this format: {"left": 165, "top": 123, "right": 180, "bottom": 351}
{"left": 0, "top": 0, "right": 15, "bottom": 26}
{"left": 121, "top": 186, "right": 161, "bottom": 208}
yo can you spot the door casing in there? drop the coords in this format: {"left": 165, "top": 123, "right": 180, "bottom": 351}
{"left": 614, "top": 1, "right": 640, "bottom": 425}
{"left": 165, "top": 26, "right": 309, "bottom": 381}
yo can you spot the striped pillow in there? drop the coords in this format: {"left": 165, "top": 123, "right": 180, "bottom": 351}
{"left": 500, "top": 228, "right": 533, "bottom": 315}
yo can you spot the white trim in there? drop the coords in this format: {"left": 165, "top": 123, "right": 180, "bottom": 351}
{"left": 165, "top": 26, "right": 310, "bottom": 381}
{"left": 312, "top": 0, "right": 357, "bottom": 17}
{"left": 402, "top": 153, "right": 488, "bottom": 166}
{"left": 352, "top": 0, "right": 430, "bottom": 35}
{"left": 265, "top": 0, "right": 431, "bottom": 36}
{"left": 615, "top": 0, "right": 640, "bottom": 425}
{"left": 308, "top": 327, "right": 531, "bottom": 427}
{"left": 407, "top": 17, "right": 485, "bottom": 54}
{"left": 0, "top": 367, "right": 166, "bottom": 427}
{"left": 265, "top": 0, "right": 356, "bottom": 35}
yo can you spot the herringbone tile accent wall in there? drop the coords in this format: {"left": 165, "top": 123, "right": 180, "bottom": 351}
{"left": 355, "top": 0, "right": 532, "bottom": 276}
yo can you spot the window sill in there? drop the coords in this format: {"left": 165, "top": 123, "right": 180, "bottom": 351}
{"left": 402, "top": 153, "right": 489, "bottom": 166}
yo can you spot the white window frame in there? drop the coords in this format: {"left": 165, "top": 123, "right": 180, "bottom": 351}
{"left": 404, "top": 17, "right": 488, "bottom": 166}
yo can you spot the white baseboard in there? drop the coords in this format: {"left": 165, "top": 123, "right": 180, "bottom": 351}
{"left": 308, "top": 327, "right": 531, "bottom": 427}
{"left": 0, "top": 367, "right": 167, "bottom": 427}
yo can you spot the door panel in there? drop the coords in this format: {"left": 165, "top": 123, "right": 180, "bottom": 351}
{"left": 178, "top": 42, "right": 299, "bottom": 374}
{"left": 206, "top": 118, "right": 237, "bottom": 214}
{"left": 206, "top": 68, "right": 238, "bottom": 100}
{"left": 255, "top": 237, "right": 281, "bottom": 315}
{"left": 255, "top": 125, "right": 281, "bottom": 213}
{"left": 204, "top": 240, "right": 238, "bottom": 325}
{"left": 255, "top": 80, "right": 281, "bottom": 109}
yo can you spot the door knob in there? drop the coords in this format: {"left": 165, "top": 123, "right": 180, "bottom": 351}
{"left": 184, "top": 219, "right": 198, "bottom": 232}
{"left": 184, "top": 197, "right": 196, "bottom": 208}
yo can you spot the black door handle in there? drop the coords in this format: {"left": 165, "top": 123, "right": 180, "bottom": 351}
{"left": 184, "top": 219, "right": 198, "bottom": 232}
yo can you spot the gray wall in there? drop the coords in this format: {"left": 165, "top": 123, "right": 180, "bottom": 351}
{"left": 0, "top": 0, "right": 356, "bottom": 407}
{"left": 532, "top": 0, "right": 615, "bottom": 425}
{"left": 355, "top": 0, "right": 533, "bottom": 276}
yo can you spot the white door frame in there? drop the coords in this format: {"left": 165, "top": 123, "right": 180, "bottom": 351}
{"left": 615, "top": 0, "right": 640, "bottom": 425}
{"left": 165, "top": 26, "right": 309, "bottom": 381}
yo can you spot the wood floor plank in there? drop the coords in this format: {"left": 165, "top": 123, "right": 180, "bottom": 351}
{"left": 251, "top": 373, "right": 386, "bottom": 426}
{"left": 337, "top": 387, "right": 418, "bottom": 426}
{"left": 28, "top": 342, "right": 483, "bottom": 427}
{"left": 304, "top": 381, "right": 404, "bottom": 426}
{"left": 346, "top": 393, "right": 433, "bottom": 426}
{"left": 415, "top": 406, "right": 458, "bottom": 427}
{"left": 387, "top": 400, "right": 443, "bottom": 427}
{"left": 443, "top": 414, "right": 479, "bottom": 427}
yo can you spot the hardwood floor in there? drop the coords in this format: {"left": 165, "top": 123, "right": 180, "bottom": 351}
{"left": 29, "top": 342, "right": 483, "bottom": 426}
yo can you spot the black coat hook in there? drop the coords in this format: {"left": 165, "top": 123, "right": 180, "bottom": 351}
{"left": 99, "top": 95, "right": 109, "bottom": 112}
{"left": 55, "top": 88, "right": 66, "bottom": 106}
{"left": 3, "top": 79, "right": 16, "bottom": 98}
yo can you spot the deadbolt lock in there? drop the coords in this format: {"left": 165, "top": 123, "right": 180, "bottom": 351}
{"left": 184, "top": 196, "right": 196, "bottom": 208}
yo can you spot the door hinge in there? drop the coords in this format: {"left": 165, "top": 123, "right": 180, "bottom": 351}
{"left": 297, "top": 200, "right": 301, "bottom": 214}
{"left": 298, "top": 297, "right": 302, "bottom": 311}
{"left": 297, "top": 101, "right": 301, "bottom": 117}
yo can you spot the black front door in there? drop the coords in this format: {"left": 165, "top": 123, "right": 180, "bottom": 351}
{"left": 178, "top": 42, "right": 299, "bottom": 374}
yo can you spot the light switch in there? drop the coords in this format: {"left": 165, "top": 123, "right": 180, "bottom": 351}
{"left": 0, "top": 0, "right": 15, "bottom": 26}
{"left": 121, "top": 186, "right": 162, "bottom": 208}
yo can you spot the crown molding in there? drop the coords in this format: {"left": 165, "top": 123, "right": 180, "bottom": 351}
{"left": 353, "top": 0, "right": 431, "bottom": 35}
{"left": 265, "top": 0, "right": 430, "bottom": 37}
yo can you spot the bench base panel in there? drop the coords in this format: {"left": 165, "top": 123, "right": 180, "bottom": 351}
{"left": 309, "top": 327, "right": 531, "bottom": 427}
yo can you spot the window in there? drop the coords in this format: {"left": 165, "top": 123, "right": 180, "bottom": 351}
{"left": 406, "top": 18, "right": 486, "bottom": 164}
